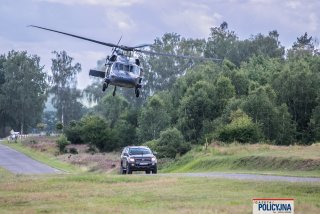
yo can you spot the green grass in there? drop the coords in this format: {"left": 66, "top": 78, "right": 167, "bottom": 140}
{"left": 1, "top": 139, "right": 320, "bottom": 213}
{"left": 162, "top": 143, "right": 320, "bottom": 177}
{"left": 0, "top": 168, "right": 13, "bottom": 182}
{"left": 0, "top": 173, "right": 319, "bottom": 213}
{"left": 2, "top": 140, "right": 80, "bottom": 173}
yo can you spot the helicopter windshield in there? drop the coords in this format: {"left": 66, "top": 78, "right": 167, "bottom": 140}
{"left": 114, "top": 63, "right": 139, "bottom": 74}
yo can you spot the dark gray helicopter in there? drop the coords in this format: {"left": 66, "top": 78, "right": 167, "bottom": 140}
{"left": 29, "top": 25, "right": 220, "bottom": 97}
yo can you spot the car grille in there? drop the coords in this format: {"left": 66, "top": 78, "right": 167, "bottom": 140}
{"left": 135, "top": 157, "right": 151, "bottom": 162}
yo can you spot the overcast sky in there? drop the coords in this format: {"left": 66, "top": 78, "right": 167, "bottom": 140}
{"left": 0, "top": 0, "right": 319, "bottom": 89}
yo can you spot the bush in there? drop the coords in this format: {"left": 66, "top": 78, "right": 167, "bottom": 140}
{"left": 64, "top": 120, "right": 84, "bottom": 144}
{"left": 80, "top": 115, "right": 117, "bottom": 152}
{"left": 156, "top": 128, "right": 191, "bottom": 158}
{"left": 216, "top": 110, "right": 262, "bottom": 143}
{"left": 56, "top": 122, "right": 63, "bottom": 132}
{"left": 68, "top": 147, "right": 78, "bottom": 154}
{"left": 143, "top": 139, "right": 158, "bottom": 152}
{"left": 56, "top": 134, "right": 70, "bottom": 153}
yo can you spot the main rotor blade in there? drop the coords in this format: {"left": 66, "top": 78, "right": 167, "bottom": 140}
{"left": 135, "top": 49, "right": 222, "bottom": 61}
{"left": 131, "top": 44, "right": 153, "bottom": 49}
{"left": 29, "top": 25, "right": 121, "bottom": 49}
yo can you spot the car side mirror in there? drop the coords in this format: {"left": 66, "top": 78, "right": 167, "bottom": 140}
{"left": 153, "top": 151, "right": 157, "bottom": 155}
{"left": 124, "top": 153, "right": 128, "bottom": 157}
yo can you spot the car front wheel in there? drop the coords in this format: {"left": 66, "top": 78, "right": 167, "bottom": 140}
{"left": 152, "top": 167, "right": 157, "bottom": 174}
{"left": 120, "top": 162, "right": 126, "bottom": 174}
{"left": 126, "top": 162, "right": 132, "bottom": 174}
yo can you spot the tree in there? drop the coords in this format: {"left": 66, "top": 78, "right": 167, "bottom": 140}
{"left": 242, "top": 86, "right": 295, "bottom": 144}
{"left": 206, "top": 22, "right": 284, "bottom": 66}
{"left": 310, "top": 105, "right": 320, "bottom": 141}
{"left": 0, "top": 51, "right": 48, "bottom": 134}
{"left": 0, "top": 54, "right": 9, "bottom": 136}
{"left": 50, "top": 51, "right": 82, "bottom": 126}
{"left": 137, "top": 95, "right": 170, "bottom": 143}
{"left": 205, "top": 21, "right": 238, "bottom": 63}
{"left": 242, "top": 86, "right": 277, "bottom": 139}
{"left": 273, "top": 58, "right": 318, "bottom": 141}
{"left": 273, "top": 104, "right": 296, "bottom": 145}
{"left": 83, "top": 80, "right": 105, "bottom": 105}
{"left": 143, "top": 33, "right": 206, "bottom": 95}
{"left": 240, "top": 55, "right": 283, "bottom": 86}
{"left": 292, "top": 32, "right": 314, "bottom": 52}
{"left": 214, "top": 75, "right": 236, "bottom": 114}
{"left": 114, "top": 118, "right": 137, "bottom": 148}
{"left": 95, "top": 94, "right": 129, "bottom": 128}
{"left": 178, "top": 81, "right": 216, "bottom": 143}
{"left": 42, "top": 111, "right": 57, "bottom": 134}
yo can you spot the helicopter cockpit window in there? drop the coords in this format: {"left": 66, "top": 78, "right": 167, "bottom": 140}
{"left": 119, "top": 63, "right": 124, "bottom": 71}
{"left": 123, "top": 64, "right": 130, "bottom": 72}
{"left": 114, "top": 63, "right": 119, "bottom": 70}
{"left": 114, "top": 63, "right": 139, "bottom": 73}
{"left": 130, "top": 65, "right": 139, "bottom": 74}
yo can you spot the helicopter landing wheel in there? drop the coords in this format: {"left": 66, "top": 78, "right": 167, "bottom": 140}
{"left": 102, "top": 83, "right": 108, "bottom": 92}
{"left": 113, "top": 86, "right": 116, "bottom": 96}
{"left": 135, "top": 88, "right": 140, "bottom": 98}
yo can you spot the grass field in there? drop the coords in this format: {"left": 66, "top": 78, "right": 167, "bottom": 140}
{"left": 1, "top": 138, "right": 320, "bottom": 213}
{"left": 0, "top": 169, "right": 320, "bottom": 214}
{"left": 162, "top": 143, "right": 320, "bottom": 177}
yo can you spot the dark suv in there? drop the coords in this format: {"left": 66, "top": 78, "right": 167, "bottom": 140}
{"left": 120, "top": 146, "right": 157, "bottom": 174}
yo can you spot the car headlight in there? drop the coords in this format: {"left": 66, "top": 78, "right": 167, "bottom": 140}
{"left": 151, "top": 157, "right": 157, "bottom": 163}
{"left": 129, "top": 158, "right": 135, "bottom": 162}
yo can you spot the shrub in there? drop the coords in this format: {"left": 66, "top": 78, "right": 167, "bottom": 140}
{"left": 156, "top": 128, "right": 191, "bottom": 158}
{"left": 64, "top": 120, "right": 84, "bottom": 144}
{"left": 68, "top": 147, "right": 78, "bottom": 154}
{"left": 143, "top": 139, "right": 158, "bottom": 152}
{"left": 56, "top": 134, "right": 70, "bottom": 153}
{"left": 216, "top": 110, "right": 262, "bottom": 143}
{"left": 56, "top": 122, "right": 63, "bottom": 132}
{"left": 81, "top": 115, "right": 117, "bottom": 152}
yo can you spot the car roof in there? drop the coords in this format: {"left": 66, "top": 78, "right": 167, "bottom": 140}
{"left": 125, "top": 146, "right": 150, "bottom": 150}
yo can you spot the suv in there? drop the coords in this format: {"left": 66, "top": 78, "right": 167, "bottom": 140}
{"left": 120, "top": 146, "right": 157, "bottom": 174}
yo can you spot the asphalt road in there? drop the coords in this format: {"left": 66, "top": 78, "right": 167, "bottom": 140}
{"left": 0, "top": 141, "right": 60, "bottom": 175}
{"left": 168, "top": 172, "right": 320, "bottom": 183}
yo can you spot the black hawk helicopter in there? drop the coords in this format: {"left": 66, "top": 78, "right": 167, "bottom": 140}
{"left": 29, "top": 25, "right": 220, "bottom": 97}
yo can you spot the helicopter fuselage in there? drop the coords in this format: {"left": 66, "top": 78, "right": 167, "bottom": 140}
{"left": 104, "top": 55, "right": 142, "bottom": 89}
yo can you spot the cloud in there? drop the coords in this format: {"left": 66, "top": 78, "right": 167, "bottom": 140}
{"left": 160, "top": 3, "right": 222, "bottom": 38}
{"left": 309, "top": 13, "right": 318, "bottom": 32}
{"left": 105, "top": 10, "right": 136, "bottom": 31}
{"left": 35, "top": 0, "right": 144, "bottom": 7}
{"left": 285, "top": 0, "right": 301, "bottom": 9}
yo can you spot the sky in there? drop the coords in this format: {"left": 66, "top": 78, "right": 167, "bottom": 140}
{"left": 0, "top": 0, "right": 319, "bottom": 89}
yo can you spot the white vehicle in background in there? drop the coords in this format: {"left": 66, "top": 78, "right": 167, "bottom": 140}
{"left": 8, "top": 130, "right": 20, "bottom": 141}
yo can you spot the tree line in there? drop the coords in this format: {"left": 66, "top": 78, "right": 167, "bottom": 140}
{"left": 1, "top": 22, "right": 320, "bottom": 158}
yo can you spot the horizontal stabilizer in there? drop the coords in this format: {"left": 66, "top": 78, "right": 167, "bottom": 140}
{"left": 89, "top": 69, "right": 105, "bottom": 78}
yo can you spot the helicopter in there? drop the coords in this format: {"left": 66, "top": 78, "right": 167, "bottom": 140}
{"left": 29, "top": 25, "right": 221, "bottom": 97}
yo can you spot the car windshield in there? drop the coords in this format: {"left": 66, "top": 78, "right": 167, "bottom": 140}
{"left": 129, "top": 148, "right": 151, "bottom": 155}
